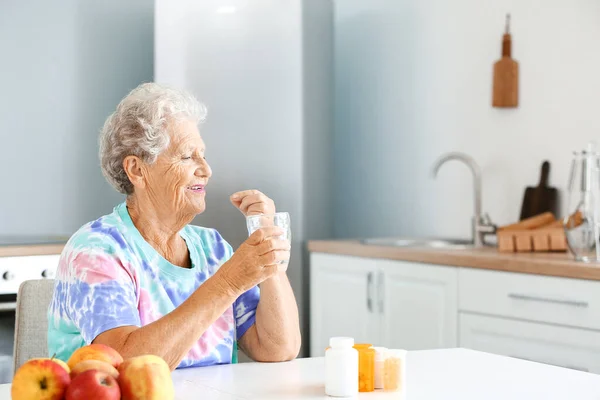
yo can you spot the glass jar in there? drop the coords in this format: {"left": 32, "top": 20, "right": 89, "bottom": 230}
{"left": 565, "top": 142, "right": 600, "bottom": 262}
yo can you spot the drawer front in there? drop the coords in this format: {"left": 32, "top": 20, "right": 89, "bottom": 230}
{"left": 460, "top": 312, "right": 600, "bottom": 374}
{"left": 459, "top": 268, "right": 600, "bottom": 330}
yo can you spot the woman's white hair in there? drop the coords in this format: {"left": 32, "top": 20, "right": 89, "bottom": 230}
{"left": 99, "top": 82, "right": 207, "bottom": 195}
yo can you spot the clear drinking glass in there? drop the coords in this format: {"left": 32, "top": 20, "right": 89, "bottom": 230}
{"left": 565, "top": 144, "right": 600, "bottom": 262}
{"left": 246, "top": 212, "right": 292, "bottom": 241}
{"left": 246, "top": 212, "right": 291, "bottom": 267}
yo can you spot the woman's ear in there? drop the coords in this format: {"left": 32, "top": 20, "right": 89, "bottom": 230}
{"left": 123, "top": 155, "right": 146, "bottom": 191}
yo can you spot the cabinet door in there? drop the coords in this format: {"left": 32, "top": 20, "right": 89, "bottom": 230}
{"left": 379, "top": 260, "right": 458, "bottom": 350}
{"left": 460, "top": 313, "right": 600, "bottom": 374}
{"left": 310, "top": 253, "right": 379, "bottom": 357}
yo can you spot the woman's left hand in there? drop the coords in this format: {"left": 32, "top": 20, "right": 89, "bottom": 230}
{"left": 230, "top": 190, "right": 276, "bottom": 216}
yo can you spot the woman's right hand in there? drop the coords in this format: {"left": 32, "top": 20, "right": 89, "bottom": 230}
{"left": 217, "top": 226, "right": 291, "bottom": 294}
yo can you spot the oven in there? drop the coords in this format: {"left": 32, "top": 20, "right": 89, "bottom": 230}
{"left": 0, "top": 254, "right": 59, "bottom": 383}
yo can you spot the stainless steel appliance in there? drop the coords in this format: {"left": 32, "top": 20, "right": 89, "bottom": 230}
{"left": 0, "top": 236, "right": 64, "bottom": 383}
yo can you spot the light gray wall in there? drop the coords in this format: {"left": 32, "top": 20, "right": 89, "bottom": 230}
{"left": 333, "top": 0, "right": 600, "bottom": 240}
{"left": 0, "top": 1, "right": 154, "bottom": 236}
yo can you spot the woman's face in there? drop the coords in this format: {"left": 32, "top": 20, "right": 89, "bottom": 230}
{"left": 143, "top": 119, "right": 212, "bottom": 217}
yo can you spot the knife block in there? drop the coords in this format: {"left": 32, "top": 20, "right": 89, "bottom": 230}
{"left": 497, "top": 212, "right": 569, "bottom": 253}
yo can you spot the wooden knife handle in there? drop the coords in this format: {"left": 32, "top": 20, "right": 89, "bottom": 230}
{"left": 498, "top": 212, "right": 556, "bottom": 232}
{"left": 564, "top": 210, "right": 583, "bottom": 229}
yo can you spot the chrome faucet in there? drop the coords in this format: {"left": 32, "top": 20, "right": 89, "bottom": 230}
{"left": 431, "top": 152, "right": 496, "bottom": 247}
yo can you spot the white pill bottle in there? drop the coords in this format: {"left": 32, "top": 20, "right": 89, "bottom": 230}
{"left": 325, "top": 337, "right": 359, "bottom": 397}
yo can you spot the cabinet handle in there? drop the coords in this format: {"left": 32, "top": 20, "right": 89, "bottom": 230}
{"left": 508, "top": 293, "right": 589, "bottom": 308}
{"left": 367, "top": 272, "right": 373, "bottom": 313}
{"left": 378, "top": 271, "right": 384, "bottom": 314}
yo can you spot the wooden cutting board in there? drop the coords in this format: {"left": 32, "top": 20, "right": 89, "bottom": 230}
{"left": 519, "top": 161, "right": 559, "bottom": 220}
{"left": 492, "top": 14, "right": 518, "bottom": 108}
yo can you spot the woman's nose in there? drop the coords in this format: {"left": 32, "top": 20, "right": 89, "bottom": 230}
{"left": 195, "top": 158, "right": 212, "bottom": 178}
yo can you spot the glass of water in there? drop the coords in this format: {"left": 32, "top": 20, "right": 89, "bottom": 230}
{"left": 246, "top": 212, "right": 291, "bottom": 242}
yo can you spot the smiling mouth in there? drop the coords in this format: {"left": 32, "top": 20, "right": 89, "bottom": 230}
{"left": 186, "top": 185, "right": 205, "bottom": 193}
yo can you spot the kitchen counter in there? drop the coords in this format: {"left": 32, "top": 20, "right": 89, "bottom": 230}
{"left": 0, "top": 244, "right": 65, "bottom": 258}
{"left": 2, "top": 349, "right": 598, "bottom": 399}
{"left": 0, "top": 236, "right": 67, "bottom": 257}
{"left": 308, "top": 240, "right": 600, "bottom": 281}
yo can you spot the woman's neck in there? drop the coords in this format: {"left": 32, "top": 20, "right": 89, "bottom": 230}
{"left": 126, "top": 194, "right": 193, "bottom": 267}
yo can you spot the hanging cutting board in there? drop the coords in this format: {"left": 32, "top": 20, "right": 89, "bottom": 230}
{"left": 519, "top": 161, "right": 559, "bottom": 220}
{"left": 492, "top": 14, "right": 518, "bottom": 107}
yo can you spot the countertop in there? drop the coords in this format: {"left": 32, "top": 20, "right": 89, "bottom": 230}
{"left": 2, "top": 349, "right": 599, "bottom": 399}
{"left": 0, "top": 236, "right": 67, "bottom": 257}
{"left": 308, "top": 240, "right": 600, "bottom": 281}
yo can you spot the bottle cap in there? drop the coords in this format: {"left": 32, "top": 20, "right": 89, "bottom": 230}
{"left": 386, "top": 349, "right": 408, "bottom": 360}
{"left": 329, "top": 337, "right": 354, "bottom": 348}
{"left": 372, "top": 347, "right": 388, "bottom": 361}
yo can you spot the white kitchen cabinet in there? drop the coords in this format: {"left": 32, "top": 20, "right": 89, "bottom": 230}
{"left": 460, "top": 313, "right": 600, "bottom": 374}
{"left": 310, "top": 250, "right": 600, "bottom": 374}
{"left": 310, "top": 253, "right": 458, "bottom": 356}
{"left": 379, "top": 259, "right": 457, "bottom": 350}
{"left": 309, "top": 253, "right": 379, "bottom": 356}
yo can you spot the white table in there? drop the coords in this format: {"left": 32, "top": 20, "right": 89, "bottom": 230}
{"left": 2, "top": 349, "right": 600, "bottom": 399}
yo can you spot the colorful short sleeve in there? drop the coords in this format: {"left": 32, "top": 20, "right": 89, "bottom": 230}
{"left": 210, "top": 229, "right": 261, "bottom": 341}
{"left": 63, "top": 248, "right": 141, "bottom": 344}
{"left": 233, "top": 286, "right": 260, "bottom": 340}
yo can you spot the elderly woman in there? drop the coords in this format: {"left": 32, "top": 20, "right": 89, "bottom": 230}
{"left": 47, "top": 83, "right": 300, "bottom": 370}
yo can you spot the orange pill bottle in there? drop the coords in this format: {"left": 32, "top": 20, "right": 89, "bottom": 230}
{"left": 353, "top": 344, "right": 375, "bottom": 392}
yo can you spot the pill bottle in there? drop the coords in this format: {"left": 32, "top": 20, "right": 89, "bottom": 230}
{"left": 325, "top": 337, "right": 359, "bottom": 397}
{"left": 353, "top": 343, "right": 375, "bottom": 392}
{"left": 372, "top": 346, "right": 387, "bottom": 389}
{"left": 384, "top": 349, "right": 407, "bottom": 392}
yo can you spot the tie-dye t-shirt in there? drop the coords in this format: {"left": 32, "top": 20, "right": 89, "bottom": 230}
{"left": 47, "top": 202, "right": 259, "bottom": 368}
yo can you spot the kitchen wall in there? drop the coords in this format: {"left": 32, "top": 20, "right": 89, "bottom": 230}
{"left": 333, "top": 0, "right": 600, "bottom": 240}
{"left": 0, "top": 1, "right": 153, "bottom": 236}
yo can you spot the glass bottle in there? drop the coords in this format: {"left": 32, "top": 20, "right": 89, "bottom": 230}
{"left": 564, "top": 142, "right": 600, "bottom": 262}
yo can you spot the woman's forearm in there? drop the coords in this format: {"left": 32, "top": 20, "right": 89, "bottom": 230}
{"left": 94, "top": 272, "right": 239, "bottom": 370}
{"left": 241, "top": 272, "right": 301, "bottom": 361}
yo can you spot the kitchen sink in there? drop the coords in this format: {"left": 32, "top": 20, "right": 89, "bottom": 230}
{"left": 361, "top": 237, "right": 475, "bottom": 250}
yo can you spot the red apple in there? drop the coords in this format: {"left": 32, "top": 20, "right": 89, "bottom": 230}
{"left": 29, "top": 358, "right": 70, "bottom": 375}
{"left": 66, "top": 369, "right": 120, "bottom": 400}
{"left": 11, "top": 358, "right": 71, "bottom": 400}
